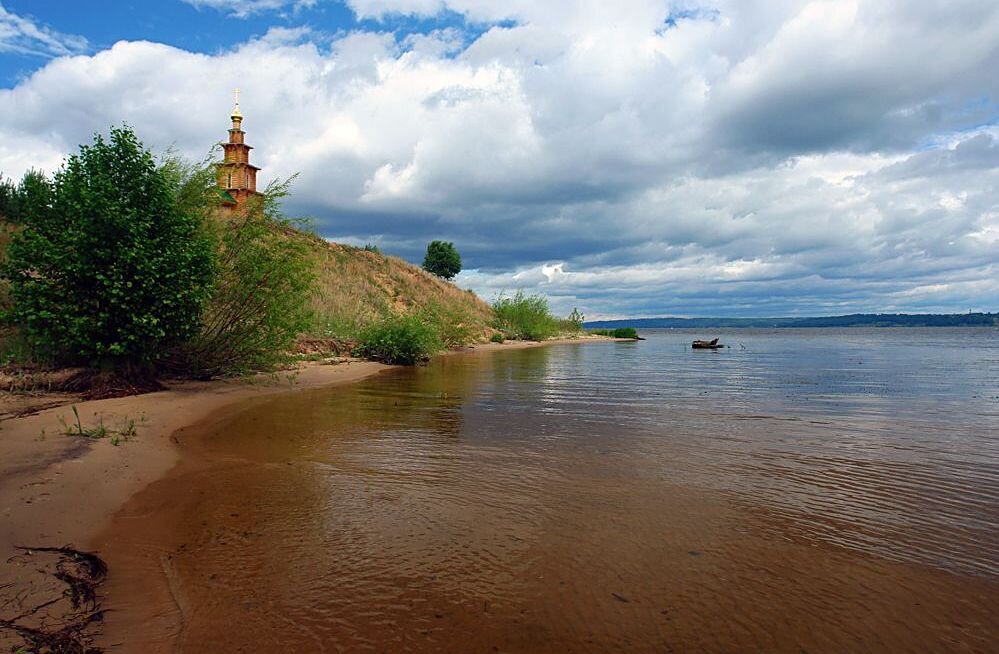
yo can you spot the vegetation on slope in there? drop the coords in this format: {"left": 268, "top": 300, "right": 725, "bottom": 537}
{"left": 167, "top": 176, "right": 316, "bottom": 377}
{"left": 353, "top": 314, "right": 443, "bottom": 365}
{"left": 303, "top": 236, "right": 493, "bottom": 348}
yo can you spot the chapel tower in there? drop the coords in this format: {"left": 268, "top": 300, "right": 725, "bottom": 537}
{"left": 216, "top": 88, "right": 260, "bottom": 213}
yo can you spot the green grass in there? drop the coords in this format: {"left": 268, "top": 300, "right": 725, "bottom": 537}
{"left": 61, "top": 406, "right": 140, "bottom": 445}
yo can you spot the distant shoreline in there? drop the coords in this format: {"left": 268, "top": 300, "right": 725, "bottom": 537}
{"left": 586, "top": 312, "right": 998, "bottom": 330}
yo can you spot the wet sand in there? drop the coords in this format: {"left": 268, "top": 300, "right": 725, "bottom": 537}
{"left": 92, "top": 333, "right": 999, "bottom": 653}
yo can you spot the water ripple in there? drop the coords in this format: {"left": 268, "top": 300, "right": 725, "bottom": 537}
{"left": 113, "top": 327, "right": 999, "bottom": 652}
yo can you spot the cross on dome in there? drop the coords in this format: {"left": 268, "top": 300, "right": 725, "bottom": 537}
{"left": 231, "top": 87, "right": 242, "bottom": 119}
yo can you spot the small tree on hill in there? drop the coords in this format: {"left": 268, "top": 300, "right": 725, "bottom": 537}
{"left": 422, "top": 240, "right": 462, "bottom": 280}
{"left": 2, "top": 126, "right": 214, "bottom": 384}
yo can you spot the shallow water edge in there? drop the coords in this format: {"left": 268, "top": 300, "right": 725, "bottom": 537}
{"left": 95, "top": 329, "right": 999, "bottom": 653}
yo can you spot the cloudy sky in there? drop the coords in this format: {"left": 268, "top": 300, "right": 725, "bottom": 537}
{"left": 1, "top": 0, "right": 997, "bottom": 318}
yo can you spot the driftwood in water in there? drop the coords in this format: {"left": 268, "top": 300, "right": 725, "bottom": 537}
{"left": 692, "top": 338, "right": 723, "bottom": 349}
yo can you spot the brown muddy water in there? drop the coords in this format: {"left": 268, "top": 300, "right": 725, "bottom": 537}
{"left": 99, "top": 329, "right": 999, "bottom": 653}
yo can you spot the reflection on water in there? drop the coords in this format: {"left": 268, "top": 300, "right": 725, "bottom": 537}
{"left": 104, "top": 328, "right": 999, "bottom": 652}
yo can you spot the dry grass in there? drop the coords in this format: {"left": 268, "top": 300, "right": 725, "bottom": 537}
{"left": 298, "top": 234, "right": 494, "bottom": 344}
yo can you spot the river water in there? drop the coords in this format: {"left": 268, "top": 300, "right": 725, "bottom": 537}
{"left": 102, "top": 328, "right": 999, "bottom": 652}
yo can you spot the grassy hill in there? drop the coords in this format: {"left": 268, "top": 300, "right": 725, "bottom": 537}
{"left": 300, "top": 234, "right": 495, "bottom": 347}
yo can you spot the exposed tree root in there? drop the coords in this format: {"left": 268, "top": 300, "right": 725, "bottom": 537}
{"left": 62, "top": 370, "right": 164, "bottom": 400}
{"left": 1, "top": 546, "right": 108, "bottom": 654}
{"left": 1, "top": 365, "right": 163, "bottom": 401}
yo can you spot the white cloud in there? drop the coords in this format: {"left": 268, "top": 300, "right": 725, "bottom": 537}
{"left": 180, "top": 0, "right": 318, "bottom": 19}
{"left": 1, "top": 0, "right": 997, "bottom": 316}
{"left": 0, "top": 2, "right": 87, "bottom": 57}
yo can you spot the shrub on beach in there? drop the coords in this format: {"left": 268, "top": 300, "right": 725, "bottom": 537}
{"left": 0, "top": 175, "right": 16, "bottom": 317}
{"left": 492, "top": 291, "right": 559, "bottom": 341}
{"left": 353, "top": 314, "right": 442, "bottom": 365}
{"left": 559, "top": 307, "right": 585, "bottom": 334}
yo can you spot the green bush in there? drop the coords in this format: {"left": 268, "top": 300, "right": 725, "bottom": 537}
{"left": 589, "top": 327, "right": 639, "bottom": 339}
{"left": 490, "top": 332, "right": 505, "bottom": 343}
{"left": 611, "top": 327, "right": 639, "bottom": 339}
{"left": 2, "top": 127, "right": 214, "bottom": 372}
{"left": 354, "top": 314, "right": 442, "bottom": 365}
{"left": 0, "top": 327, "right": 37, "bottom": 367}
{"left": 169, "top": 177, "right": 315, "bottom": 376}
{"left": 492, "top": 290, "right": 559, "bottom": 341}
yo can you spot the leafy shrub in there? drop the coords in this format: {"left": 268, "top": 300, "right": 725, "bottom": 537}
{"left": 560, "top": 307, "right": 585, "bottom": 333}
{"left": 589, "top": 327, "right": 639, "bottom": 339}
{"left": 169, "top": 177, "right": 315, "bottom": 376}
{"left": 422, "top": 240, "right": 462, "bottom": 280}
{"left": 0, "top": 327, "right": 38, "bottom": 367}
{"left": 354, "top": 314, "right": 442, "bottom": 365}
{"left": 611, "top": 327, "right": 639, "bottom": 339}
{"left": 490, "top": 332, "right": 505, "bottom": 343}
{"left": 2, "top": 127, "right": 214, "bottom": 372}
{"left": 363, "top": 243, "right": 381, "bottom": 253}
{"left": 492, "top": 290, "right": 559, "bottom": 341}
